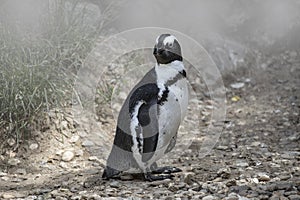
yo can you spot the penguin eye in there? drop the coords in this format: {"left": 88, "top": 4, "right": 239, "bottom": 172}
{"left": 168, "top": 43, "right": 174, "bottom": 48}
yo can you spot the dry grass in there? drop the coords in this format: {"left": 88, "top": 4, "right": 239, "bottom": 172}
{"left": 0, "top": 0, "right": 118, "bottom": 150}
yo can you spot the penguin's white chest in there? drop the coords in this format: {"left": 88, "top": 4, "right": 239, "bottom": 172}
{"left": 154, "top": 62, "right": 189, "bottom": 159}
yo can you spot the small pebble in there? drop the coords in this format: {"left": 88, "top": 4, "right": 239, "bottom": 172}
{"left": 258, "top": 173, "right": 271, "bottom": 181}
{"left": 69, "top": 135, "right": 80, "bottom": 143}
{"left": 62, "top": 151, "right": 75, "bottom": 162}
{"left": 2, "top": 193, "right": 15, "bottom": 199}
{"left": 29, "top": 143, "right": 39, "bottom": 150}
{"left": 82, "top": 140, "right": 94, "bottom": 147}
{"left": 8, "top": 158, "right": 21, "bottom": 166}
{"left": 230, "top": 82, "right": 245, "bottom": 89}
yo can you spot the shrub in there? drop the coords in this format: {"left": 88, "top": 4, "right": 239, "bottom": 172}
{"left": 0, "top": 0, "right": 109, "bottom": 148}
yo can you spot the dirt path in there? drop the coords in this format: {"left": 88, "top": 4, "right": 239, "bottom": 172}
{"left": 0, "top": 51, "right": 299, "bottom": 200}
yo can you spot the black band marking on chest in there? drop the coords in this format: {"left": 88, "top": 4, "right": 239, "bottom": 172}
{"left": 165, "top": 70, "right": 186, "bottom": 87}
{"left": 158, "top": 86, "right": 169, "bottom": 105}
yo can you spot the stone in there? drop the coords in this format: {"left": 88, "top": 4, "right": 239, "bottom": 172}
{"left": 88, "top": 156, "right": 99, "bottom": 161}
{"left": 252, "top": 177, "right": 259, "bottom": 184}
{"left": 251, "top": 141, "right": 261, "bottom": 147}
{"left": 288, "top": 195, "right": 300, "bottom": 200}
{"left": 202, "top": 195, "right": 218, "bottom": 200}
{"left": 7, "top": 138, "right": 16, "bottom": 147}
{"left": 82, "top": 140, "right": 94, "bottom": 147}
{"left": 69, "top": 135, "right": 80, "bottom": 143}
{"left": 225, "top": 192, "right": 239, "bottom": 200}
{"left": 275, "top": 182, "right": 293, "bottom": 190}
{"left": 182, "top": 172, "right": 194, "bottom": 185}
{"left": 109, "top": 181, "right": 120, "bottom": 188}
{"left": 1, "top": 176, "right": 10, "bottom": 181}
{"left": 62, "top": 151, "right": 75, "bottom": 162}
{"left": 8, "top": 158, "right": 21, "bottom": 166}
{"left": 59, "top": 162, "right": 68, "bottom": 168}
{"left": 120, "top": 174, "right": 134, "bottom": 181}
{"left": 258, "top": 173, "right": 271, "bottom": 181}
{"left": 226, "top": 179, "right": 236, "bottom": 187}
{"left": 75, "top": 149, "right": 84, "bottom": 157}
{"left": 235, "top": 161, "right": 249, "bottom": 168}
{"left": 230, "top": 185, "right": 251, "bottom": 194}
{"left": 230, "top": 82, "right": 245, "bottom": 89}
{"left": 14, "top": 168, "right": 27, "bottom": 175}
{"left": 216, "top": 145, "right": 229, "bottom": 150}
{"left": 29, "top": 143, "right": 39, "bottom": 150}
{"left": 61, "top": 120, "right": 69, "bottom": 130}
{"left": 217, "top": 168, "right": 231, "bottom": 179}
{"left": 2, "top": 193, "right": 15, "bottom": 199}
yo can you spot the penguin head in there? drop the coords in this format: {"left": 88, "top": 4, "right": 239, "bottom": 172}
{"left": 153, "top": 34, "right": 182, "bottom": 65}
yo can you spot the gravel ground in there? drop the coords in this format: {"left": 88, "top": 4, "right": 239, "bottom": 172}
{"left": 0, "top": 50, "right": 299, "bottom": 199}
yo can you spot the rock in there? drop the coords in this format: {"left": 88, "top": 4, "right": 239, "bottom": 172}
{"left": 202, "top": 195, "right": 218, "bottom": 200}
{"left": 69, "top": 135, "right": 80, "bottom": 143}
{"left": 88, "top": 156, "right": 99, "bottom": 161}
{"left": 109, "top": 181, "right": 120, "bottom": 188}
{"left": 59, "top": 162, "right": 68, "bottom": 168}
{"left": 285, "top": 191, "right": 297, "bottom": 196}
{"left": 252, "top": 177, "right": 259, "bottom": 184}
{"left": 275, "top": 182, "right": 293, "bottom": 190}
{"left": 217, "top": 168, "right": 231, "bottom": 179}
{"left": 235, "top": 161, "right": 249, "bottom": 168}
{"left": 7, "top": 138, "right": 16, "bottom": 147}
{"left": 288, "top": 195, "right": 300, "bottom": 200}
{"left": 279, "top": 174, "right": 291, "bottom": 181}
{"left": 14, "top": 168, "right": 27, "bottom": 175}
{"left": 258, "top": 173, "right": 270, "bottom": 181}
{"left": 75, "top": 149, "right": 84, "bottom": 157}
{"left": 29, "top": 143, "right": 39, "bottom": 150}
{"left": 120, "top": 174, "right": 134, "bottom": 181}
{"left": 230, "top": 82, "right": 245, "bottom": 89}
{"left": 250, "top": 141, "right": 261, "bottom": 147}
{"left": 225, "top": 179, "right": 236, "bottom": 187}
{"left": 62, "top": 150, "right": 75, "bottom": 162}
{"left": 182, "top": 172, "right": 194, "bottom": 185}
{"left": 225, "top": 192, "right": 239, "bottom": 200}
{"left": 87, "top": 194, "right": 102, "bottom": 200}
{"left": 8, "top": 158, "right": 21, "bottom": 166}
{"left": 0, "top": 172, "right": 7, "bottom": 177}
{"left": 25, "top": 195, "right": 39, "bottom": 200}
{"left": 2, "top": 193, "right": 15, "bottom": 199}
{"left": 216, "top": 145, "right": 229, "bottom": 150}
{"left": 269, "top": 195, "right": 280, "bottom": 200}
{"left": 230, "top": 185, "right": 251, "bottom": 195}
{"left": 82, "top": 140, "right": 94, "bottom": 147}
{"left": 1, "top": 176, "right": 10, "bottom": 181}
{"left": 56, "top": 150, "right": 64, "bottom": 156}
{"left": 61, "top": 120, "right": 69, "bottom": 130}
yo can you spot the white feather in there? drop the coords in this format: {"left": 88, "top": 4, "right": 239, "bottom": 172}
{"left": 130, "top": 100, "right": 145, "bottom": 170}
{"left": 163, "top": 35, "right": 177, "bottom": 46}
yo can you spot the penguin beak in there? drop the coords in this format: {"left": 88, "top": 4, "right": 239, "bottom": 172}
{"left": 153, "top": 47, "right": 165, "bottom": 56}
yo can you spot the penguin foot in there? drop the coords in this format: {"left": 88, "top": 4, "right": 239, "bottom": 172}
{"left": 152, "top": 166, "right": 182, "bottom": 174}
{"left": 144, "top": 172, "right": 174, "bottom": 181}
{"left": 102, "top": 166, "right": 121, "bottom": 180}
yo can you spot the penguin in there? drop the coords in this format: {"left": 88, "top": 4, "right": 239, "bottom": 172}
{"left": 102, "top": 34, "right": 189, "bottom": 181}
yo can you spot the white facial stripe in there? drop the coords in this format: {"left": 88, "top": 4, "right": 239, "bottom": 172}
{"left": 163, "top": 35, "right": 177, "bottom": 46}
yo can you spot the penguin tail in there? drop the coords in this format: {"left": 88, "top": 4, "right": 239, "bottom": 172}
{"left": 102, "top": 166, "right": 121, "bottom": 179}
